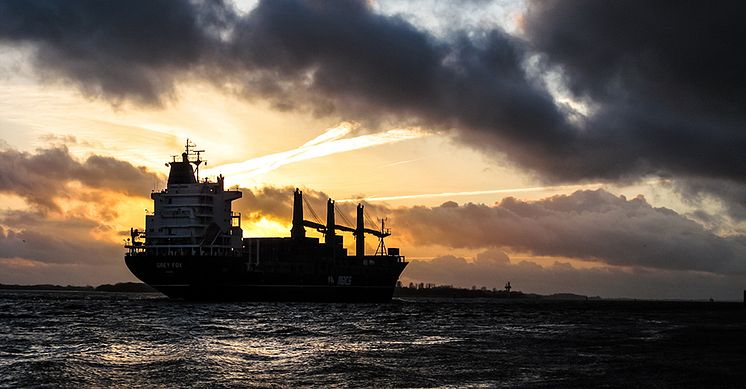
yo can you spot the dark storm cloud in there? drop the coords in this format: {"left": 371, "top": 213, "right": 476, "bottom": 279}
{"left": 0, "top": 0, "right": 572, "bottom": 169}
{"left": 525, "top": 1, "right": 746, "bottom": 115}
{"left": 393, "top": 190, "right": 746, "bottom": 275}
{"left": 2, "top": 0, "right": 745, "bottom": 207}
{"left": 0, "top": 0, "right": 231, "bottom": 105}
{"left": 522, "top": 0, "right": 746, "bottom": 182}
{"left": 230, "top": 0, "right": 746, "bottom": 212}
{"left": 0, "top": 146, "right": 161, "bottom": 211}
{"left": 228, "top": 0, "right": 573, "bottom": 156}
{"left": 228, "top": 0, "right": 442, "bottom": 111}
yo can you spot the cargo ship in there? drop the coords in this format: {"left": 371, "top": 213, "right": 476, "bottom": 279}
{"left": 124, "top": 140, "right": 407, "bottom": 301}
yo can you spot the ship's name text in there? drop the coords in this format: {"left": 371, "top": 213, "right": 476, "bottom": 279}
{"left": 156, "top": 262, "right": 183, "bottom": 269}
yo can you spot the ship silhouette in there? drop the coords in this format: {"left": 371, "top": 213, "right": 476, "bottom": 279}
{"left": 125, "top": 140, "right": 407, "bottom": 301}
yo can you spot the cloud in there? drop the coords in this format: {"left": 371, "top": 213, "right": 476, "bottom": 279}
{"left": 393, "top": 189, "right": 746, "bottom": 275}
{"left": 228, "top": 185, "right": 746, "bottom": 276}
{"left": 0, "top": 208, "right": 131, "bottom": 286}
{"left": 521, "top": 0, "right": 746, "bottom": 188}
{"left": 671, "top": 178, "right": 746, "bottom": 222}
{"left": 0, "top": 145, "right": 161, "bottom": 211}
{"left": 0, "top": 210, "right": 120, "bottom": 266}
{"left": 235, "top": 185, "right": 299, "bottom": 223}
{"left": 0, "top": 144, "right": 166, "bottom": 285}
{"left": 2, "top": 172, "right": 744, "bottom": 293}
{"left": 226, "top": 0, "right": 573, "bottom": 159}
{"left": 525, "top": 1, "right": 746, "bottom": 117}
{"left": 403, "top": 250, "right": 746, "bottom": 300}
{"left": 234, "top": 183, "right": 398, "bottom": 225}
{"left": 0, "top": 144, "right": 161, "bottom": 284}
{"left": 1, "top": 0, "right": 568, "bottom": 172}
{"left": 3, "top": 0, "right": 746, "bottom": 217}
{"left": 0, "top": 0, "right": 231, "bottom": 105}
{"left": 0, "top": 211, "right": 134, "bottom": 285}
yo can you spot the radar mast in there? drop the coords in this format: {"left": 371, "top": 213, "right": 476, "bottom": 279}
{"left": 184, "top": 138, "right": 206, "bottom": 181}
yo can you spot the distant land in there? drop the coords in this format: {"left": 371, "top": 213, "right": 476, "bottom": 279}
{"left": 394, "top": 283, "right": 600, "bottom": 300}
{"left": 0, "top": 282, "right": 599, "bottom": 300}
{"left": 0, "top": 282, "right": 158, "bottom": 293}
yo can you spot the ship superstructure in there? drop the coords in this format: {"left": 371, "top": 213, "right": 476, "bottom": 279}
{"left": 125, "top": 140, "right": 407, "bottom": 301}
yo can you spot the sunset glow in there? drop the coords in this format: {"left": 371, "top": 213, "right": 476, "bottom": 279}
{"left": 1, "top": 0, "right": 745, "bottom": 300}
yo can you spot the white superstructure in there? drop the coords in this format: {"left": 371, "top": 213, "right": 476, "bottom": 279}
{"left": 129, "top": 140, "right": 242, "bottom": 256}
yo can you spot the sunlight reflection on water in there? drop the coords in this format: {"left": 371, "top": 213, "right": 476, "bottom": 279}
{"left": 0, "top": 291, "right": 744, "bottom": 388}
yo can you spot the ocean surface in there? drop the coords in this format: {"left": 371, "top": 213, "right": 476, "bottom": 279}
{"left": 1, "top": 291, "right": 744, "bottom": 388}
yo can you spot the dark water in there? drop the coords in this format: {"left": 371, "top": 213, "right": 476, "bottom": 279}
{"left": 1, "top": 291, "right": 744, "bottom": 388}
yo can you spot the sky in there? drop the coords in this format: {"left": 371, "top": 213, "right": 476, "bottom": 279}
{"left": 0, "top": 0, "right": 745, "bottom": 300}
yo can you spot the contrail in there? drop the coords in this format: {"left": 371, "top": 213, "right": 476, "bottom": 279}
{"left": 204, "top": 124, "right": 425, "bottom": 181}
{"left": 336, "top": 183, "right": 604, "bottom": 203}
{"left": 382, "top": 156, "right": 431, "bottom": 167}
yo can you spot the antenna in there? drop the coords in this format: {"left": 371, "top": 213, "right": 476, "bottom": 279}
{"left": 183, "top": 139, "right": 206, "bottom": 181}
{"left": 194, "top": 149, "right": 205, "bottom": 182}
{"left": 185, "top": 138, "right": 196, "bottom": 156}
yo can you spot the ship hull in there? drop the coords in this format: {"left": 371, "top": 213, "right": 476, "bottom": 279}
{"left": 125, "top": 254, "right": 406, "bottom": 302}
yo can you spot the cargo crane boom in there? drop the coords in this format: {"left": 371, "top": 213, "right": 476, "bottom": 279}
{"left": 290, "top": 189, "right": 394, "bottom": 256}
{"left": 300, "top": 213, "right": 389, "bottom": 238}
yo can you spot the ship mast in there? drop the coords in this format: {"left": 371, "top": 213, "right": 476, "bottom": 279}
{"left": 374, "top": 218, "right": 390, "bottom": 256}
{"left": 185, "top": 138, "right": 206, "bottom": 181}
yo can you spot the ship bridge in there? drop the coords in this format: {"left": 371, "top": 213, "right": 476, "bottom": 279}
{"left": 127, "top": 140, "right": 242, "bottom": 256}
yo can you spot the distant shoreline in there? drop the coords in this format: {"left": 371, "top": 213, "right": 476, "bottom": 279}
{"left": 0, "top": 282, "right": 159, "bottom": 293}
{"left": 0, "top": 282, "right": 593, "bottom": 299}
{"left": 394, "top": 284, "right": 599, "bottom": 301}
{"left": 0, "top": 283, "right": 738, "bottom": 303}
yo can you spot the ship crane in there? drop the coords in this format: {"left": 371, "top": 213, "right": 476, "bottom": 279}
{"left": 291, "top": 189, "right": 392, "bottom": 256}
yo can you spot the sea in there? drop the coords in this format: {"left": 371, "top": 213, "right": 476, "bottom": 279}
{"left": 1, "top": 291, "right": 744, "bottom": 388}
